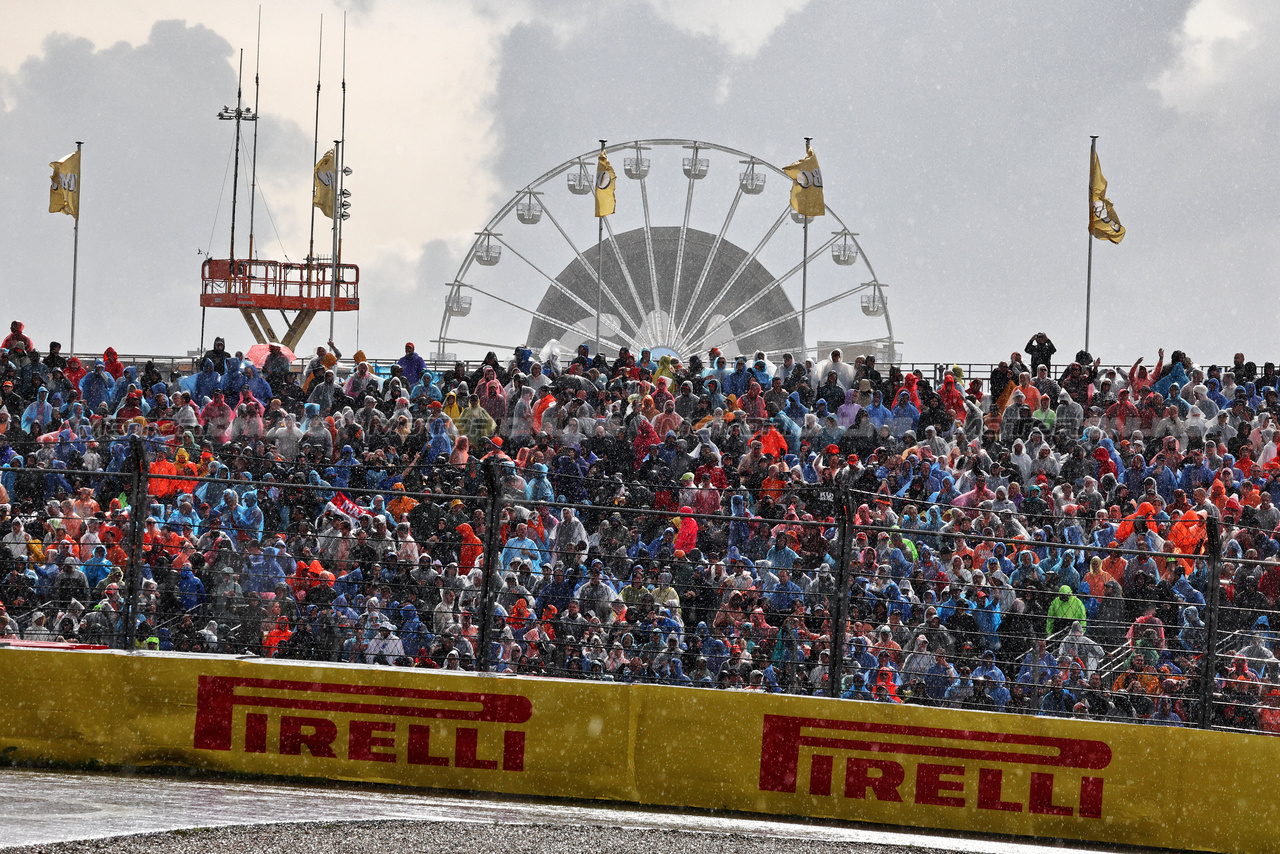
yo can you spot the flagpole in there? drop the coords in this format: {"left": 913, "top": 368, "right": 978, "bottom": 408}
{"left": 330, "top": 138, "right": 340, "bottom": 343}
{"left": 70, "top": 141, "right": 82, "bottom": 355}
{"left": 801, "top": 136, "right": 811, "bottom": 361}
{"left": 1086, "top": 135, "right": 1097, "bottom": 354}
{"left": 595, "top": 139, "right": 606, "bottom": 356}
{"left": 595, "top": 218, "right": 603, "bottom": 355}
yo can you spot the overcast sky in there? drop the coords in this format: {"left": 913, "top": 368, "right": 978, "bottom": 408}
{"left": 2, "top": 0, "right": 1277, "bottom": 366}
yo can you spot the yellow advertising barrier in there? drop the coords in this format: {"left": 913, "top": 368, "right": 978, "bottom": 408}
{"left": 0, "top": 647, "right": 1274, "bottom": 854}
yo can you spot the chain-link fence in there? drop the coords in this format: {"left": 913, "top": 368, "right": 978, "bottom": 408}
{"left": 6, "top": 434, "right": 1273, "bottom": 733}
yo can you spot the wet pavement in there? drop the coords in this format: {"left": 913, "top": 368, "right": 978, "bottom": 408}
{"left": 0, "top": 769, "right": 1126, "bottom": 853}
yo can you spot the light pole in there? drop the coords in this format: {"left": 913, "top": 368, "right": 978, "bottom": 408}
{"left": 216, "top": 50, "right": 257, "bottom": 269}
{"left": 329, "top": 144, "right": 352, "bottom": 342}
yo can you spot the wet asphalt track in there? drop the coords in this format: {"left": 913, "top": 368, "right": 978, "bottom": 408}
{"left": 0, "top": 769, "right": 1140, "bottom": 853}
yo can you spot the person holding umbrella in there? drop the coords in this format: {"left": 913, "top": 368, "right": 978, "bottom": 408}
{"left": 246, "top": 342, "right": 296, "bottom": 396}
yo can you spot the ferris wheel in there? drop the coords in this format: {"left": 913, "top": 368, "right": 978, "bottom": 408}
{"left": 434, "top": 139, "right": 897, "bottom": 364}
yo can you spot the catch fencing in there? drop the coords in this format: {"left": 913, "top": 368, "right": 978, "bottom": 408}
{"left": 8, "top": 433, "right": 1274, "bottom": 734}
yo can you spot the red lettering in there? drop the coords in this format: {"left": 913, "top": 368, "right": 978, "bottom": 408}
{"left": 977, "top": 768, "right": 1022, "bottom": 813}
{"left": 1080, "top": 776, "right": 1104, "bottom": 819}
{"left": 193, "top": 676, "right": 532, "bottom": 753}
{"left": 407, "top": 724, "right": 448, "bottom": 766}
{"left": 244, "top": 713, "right": 268, "bottom": 754}
{"left": 757, "top": 713, "right": 1111, "bottom": 796}
{"left": 503, "top": 730, "right": 525, "bottom": 772}
{"left": 844, "top": 757, "right": 904, "bottom": 801}
{"left": 455, "top": 727, "right": 498, "bottom": 770}
{"left": 279, "top": 716, "right": 338, "bottom": 758}
{"left": 809, "top": 754, "right": 834, "bottom": 796}
{"left": 1029, "top": 772, "right": 1073, "bottom": 816}
{"left": 915, "top": 763, "right": 965, "bottom": 808}
{"left": 349, "top": 720, "right": 397, "bottom": 763}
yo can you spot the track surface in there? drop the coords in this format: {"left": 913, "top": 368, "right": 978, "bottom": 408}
{"left": 0, "top": 770, "right": 1138, "bottom": 853}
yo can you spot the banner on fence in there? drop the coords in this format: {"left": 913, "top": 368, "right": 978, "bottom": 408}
{"left": 0, "top": 648, "right": 1273, "bottom": 854}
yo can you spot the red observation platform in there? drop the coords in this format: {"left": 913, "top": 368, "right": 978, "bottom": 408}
{"left": 200, "top": 258, "right": 360, "bottom": 349}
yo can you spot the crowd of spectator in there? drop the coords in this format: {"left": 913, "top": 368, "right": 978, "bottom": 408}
{"left": 4, "top": 321, "right": 1280, "bottom": 730}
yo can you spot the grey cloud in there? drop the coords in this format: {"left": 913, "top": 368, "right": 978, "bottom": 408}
{"left": 5, "top": 3, "right": 1279, "bottom": 369}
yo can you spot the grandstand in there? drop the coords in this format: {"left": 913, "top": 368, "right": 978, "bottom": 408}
{"left": 2, "top": 323, "right": 1278, "bottom": 734}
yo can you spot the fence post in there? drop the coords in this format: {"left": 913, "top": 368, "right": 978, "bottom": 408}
{"left": 828, "top": 487, "right": 853, "bottom": 698}
{"left": 123, "top": 435, "right": 149, "bottom": 650}
{"left": 476, "top": 459, "right": 503, "bottom": 674}
{"left": 1198, "top": 517, "right": 1223, "bottom": 729}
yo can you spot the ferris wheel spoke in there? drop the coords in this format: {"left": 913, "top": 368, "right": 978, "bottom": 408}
{"left": 693, "top": 232, "right": 843, "bottom": 348}
{"left": 601, "top": 216, "right": 653, "bottom": 344}
{"left": 682, "top": 204, "right": 791, "bottom": 349}
{"left": 456, "top": 281, "right": 629, "bottom": 352}
{"left": 639, "top": 177, "right": 661, "bottom": 343}
{"left": 672, "top": 184, "right": 744, "bottom": 345}
{"left": 666, "top": 145, "right": 701, "bottom": 346}
{"left": 539, "top": 200, "right": 643, "bottom": 334}
{"left": 435, "top": 334, "right": 534, "bottom": 352}
{"left": 488, "top": 234, "right": 628, "bottom": 335}
{"left": 703, "top": 281, "right": 875, "bottom": 352}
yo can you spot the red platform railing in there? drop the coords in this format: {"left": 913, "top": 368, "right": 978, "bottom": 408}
{"left": 200, "top": 258, "right": 360, "bottom": 311}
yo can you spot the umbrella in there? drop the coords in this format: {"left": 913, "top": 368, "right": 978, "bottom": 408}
{"left": 245, "top": 343, "right": 296, "bottom": 369}
{"left": 553, "top": 374, "right": 596, "bottom": 393}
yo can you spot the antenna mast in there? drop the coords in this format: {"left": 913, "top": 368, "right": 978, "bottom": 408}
{"left": 330, "top": 12, "right": 349, "bottom": 343}
{"left": 248, "top": 7, "right": 262, "bottom": 260}
{"left": 307, "top": 16, "right": 323, "bottom": 281}
{"left": 228, "top": 50, "right": 245, "bottom": 264}
{"left": 339, "top": 10, "right": 348, "bottom": 266}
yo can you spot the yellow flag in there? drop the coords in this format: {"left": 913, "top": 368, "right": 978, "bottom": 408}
{"left": 313, "top": 148, "right": 336, "bottom": 219}
{"left": 1089, "top": 150, "right": 1124, "bottom": 244}
{"left": 594, "top": 148, "right": 616, "bottom": 217}
{"left": 49, "top": 149, "right": 81, "bottom": 219}
{"left": 782, "top": 143, "right": 824, "bottom": 217}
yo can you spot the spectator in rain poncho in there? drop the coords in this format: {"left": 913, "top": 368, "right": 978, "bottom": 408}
{"left": 526, "top": 464, "right": 555, "bottom": 503}
{"left": 1057, "top": 620, "right": 1104, "bottom": 676}
{"left": 21, "top": 387, "right": 54, "bottom": 434}
{"left": 199, "top": 391, "right": 234, "bottom": 444}
{"left": 889, "top": 390, "right": 920, "bottom": 439}
{"left": 301, "top": 404, "right": 334, "bottom": 458}
{"left": 228, "top": 403, "right": 265, "bottom": 443}
{"left": 108, "top": 366, "right": 140, "bottom": 412}
{"left": 397, "top": 343, "right": 428, "bottom": 386}
{"left": 78, "top": 361, "right": 115, "bottom": 410}
{"left": 427, "top": 418, "right": 453, "bottom": 460}
{"left": 243, "top": 363, "right": 272, "bottom": 402}
{"left": 1178, "top": 606, "right": 1205, "bottom": 654}
{"left": 308, "top": 371, "right": 339, "bottom": 413}
{"left": 192, "top": 359, "right": 221, "bottom": 404}
{"left": 344, "top": 361, "right": 380, "bottom": 397}
{"left": 266, "top": 414, "right": 304, "bottom": 458}
{"left": 236, "top": 491, "right": 265, "bottom": 541}
{"left": 816, "top": 349, "right": 856, "bottom": 389}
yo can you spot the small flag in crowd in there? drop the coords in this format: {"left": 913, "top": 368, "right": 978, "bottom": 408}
{"left": 330, "top": 491, "right": 370, "bottom": 518}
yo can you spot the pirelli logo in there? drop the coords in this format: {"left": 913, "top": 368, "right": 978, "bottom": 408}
{"left": 760, "top": 715, "right": 1111, "bottom": 818}
{"left": 194, "top": 676, "right": 531, "bottom": 771}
